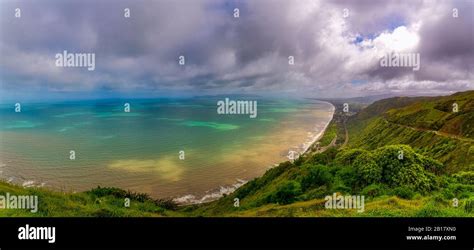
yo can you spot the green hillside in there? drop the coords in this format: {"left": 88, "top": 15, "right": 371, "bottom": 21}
{"left": 0, "top": 182, "right": 182, "bottom": 217}
{"left": 192, "top": 145, "right": 474, "bottom": 217}
{"left": 355, "top": 96, "right": 435, "bottom": 120}
{"left": 347, "top": 90, "right": 474, "bottom": 172}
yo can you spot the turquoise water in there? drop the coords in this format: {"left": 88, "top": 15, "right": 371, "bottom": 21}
{"left": 0, "top": 97, "right": 333, "bottom": 201}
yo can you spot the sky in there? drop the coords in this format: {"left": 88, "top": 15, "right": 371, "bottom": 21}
{"left": 0, "top": 0, "right": 473, "bottom": 101}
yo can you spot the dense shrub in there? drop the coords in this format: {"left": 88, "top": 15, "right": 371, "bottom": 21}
{"left": 361, "top": 183, "right": 387, "bottom": 198}
{"left": 300, "top": 186, "right": 328, "bottom": 200}
{"left": 372, "top": 145, "right": 438, "bottom": 192}
{"left": 415, "top": 202, "right": 445, "bottom": 217}
{"left": 87, "top": 186, "right": 178, "bottom": 210}
{"left": 335, "top": 148, "right": 370, "bottom": 166}
{"left": 310, "top": 147, "right": 338, "bottom": 165}
{"left": 267, "top": 181, "right": 302, "bottom": 205}
{"left": 373, "top": 145, "right": 417, "bottom": 179}
{"left": 453, "top": 171, "right": 474, "bottom": 185}
{"left": 88, "top": 186, "right": 128, "bottom": 198}
{"left": 235, "top": 161, "right": 295, "bottom": 198}
{"left": 392, "top": 164, "right": 435, "bottom": 192}
{"left": 353, "top": 153, "right": 382, "bottom": 187}
{"left": 417, "top": 155, "right": 444, "bottom": 174}
{"left": 335, "top": 166, "right": 357, "bottom": 189}
{"left": 330, "top": 183, "right": 351, "bottom": 194}
{"left": 154, "top": 199, "right": 178, "bottom": 210}
{"left": 392, "top": 186, "right": 416, "bottom": 199}
{"left": 332, "top": 145, "right": 441, "bottom": 193}
{"left": 465, "top": 198, "right": 474, "bottom": 213}
{"left": 88, "top": 186, "right": 152, "bottom": 202}
{"left": 300, "top": 164, "right": 332, "bottom": 191}
{"left": 442, "top": 183, "right": 474, "bottom": 199}
{"left": 93, "top": 208, "right": 115, "bottom": 217}
{"left": 234, "top": 180, "right": 259, "bottom": 199}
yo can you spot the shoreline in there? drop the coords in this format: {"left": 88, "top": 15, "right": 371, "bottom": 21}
{"left": 173, "top": 100, "right": 336, "bottom": 205}
{"left": 301, "top": 101, "right": 335, "bottom": 155}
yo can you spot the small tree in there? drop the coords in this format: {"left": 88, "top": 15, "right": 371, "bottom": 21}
{"left": 268, "top": 181, "right": 302, "bottom": 205}
{"left": 353, "top": 153, "right": 382, "bottom": 187}
{"left": 300, "top": 164, "right": 332, "bottom": 191}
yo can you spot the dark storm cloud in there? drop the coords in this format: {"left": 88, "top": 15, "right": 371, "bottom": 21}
{"left": 0, "top": 0, "right": 472, "bottom": 98}
{"left": 414, "top": 0, "right": 474, "bottom": 83}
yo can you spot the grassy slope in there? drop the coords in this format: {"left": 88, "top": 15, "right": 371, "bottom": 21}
{"left": 211, "top": 196, "right": 469, "bottom": 217}
{"left": 347, "top": 90, "right": 474, "bottom": 172}
{"left": 0, "top": 182, "right": 183, "bottom": 217}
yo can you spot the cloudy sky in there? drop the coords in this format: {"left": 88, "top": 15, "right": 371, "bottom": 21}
{"left": 0, "top": 0, "right": 473, "bottom": 100}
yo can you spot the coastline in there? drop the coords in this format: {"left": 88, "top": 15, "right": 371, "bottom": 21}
{"left": 301, "top": 101, "right": 336, "bottom": 155}
{"left": 0, "top": 100, "right": 336, "bottom": 206}
{"left": 173, "top": 100, "right": 336, "bottom": 205}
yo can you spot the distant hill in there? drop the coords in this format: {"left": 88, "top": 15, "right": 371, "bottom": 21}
{"left": 384, "top": 91, "right": 474, "bottom": 139}
{"left": 354, "top": 96, "right": 435, "bottom": 120}
{"left": 347, "top": 90, "right": 474, "bottom": 172}
{"left": 317, "top": 93, "right": 397, "bottom": 105}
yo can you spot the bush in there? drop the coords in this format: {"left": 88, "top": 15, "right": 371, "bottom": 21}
{"left": 88, "top": 186, "right": 127, "bottom": 198}
{"left": 373, "top": 145, "right": 438, "bottom": 192}
{"left": 309, "top": 148, "right": 338, "bottom": 165}
{"left": 335, "top": 166, "right": 357, "bottom": 189}
{"left": 443, "top": 183, "right": 474, "bottom": 199}
{"left": 235, "top": 161, "right": 295, "bottom": 198}
{"left": 300, "top": 164, "right": 332, "bottom": 191}
{"left": 154, "top": 199, "right": 178, "bottom": 210}
{"left": 415, "top": 203, "right": 445, "bottom": 217}
{"left": 300, "top": 186, "right": 328, "bottom": 200}
{"left": 92, "top": 208, "right": 116, "bottom": 217}
{"left": 330, "top": 183, "right": 351, "bottom": 194}
{"left": 361, "top": 184, "right": 387, "bottom": 198}
{"left": 353, "top": 153, "right": 382, "bottom": 187}
{"left": 453, "top": 171, "right": 474, "bottom": 185}
{"left": 267, "top": 181, "right": 302, "bottom": 205}
{"left": 335, "top": 148, "right": 369, "bottom": 166}
{"left": 87, "top": 186, "right": 177, "bottom": 210}
{"left": 393, "top": 164, "right": 436, "bottom": 193}
{"left": 417, "top": 155, "right": 444, "bottom": 174}
{"left": 87, "top": 186, "right": 153, "bottom": 202}
{"left": 373, "top": 145, "right": 417, "bottom": 180}
{"left": 392, "top": 186, "right": 416, "bottom": 199}
{"left": 465, "top": 198, "right": 474, "bottom": 213}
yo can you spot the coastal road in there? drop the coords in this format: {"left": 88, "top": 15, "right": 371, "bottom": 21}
{"left": 382, "top": 118, "right": 474, "bottom": 143}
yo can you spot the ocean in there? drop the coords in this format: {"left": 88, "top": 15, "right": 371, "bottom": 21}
{"left": 0, "top": 97, "right": 334, "bottom": 203}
